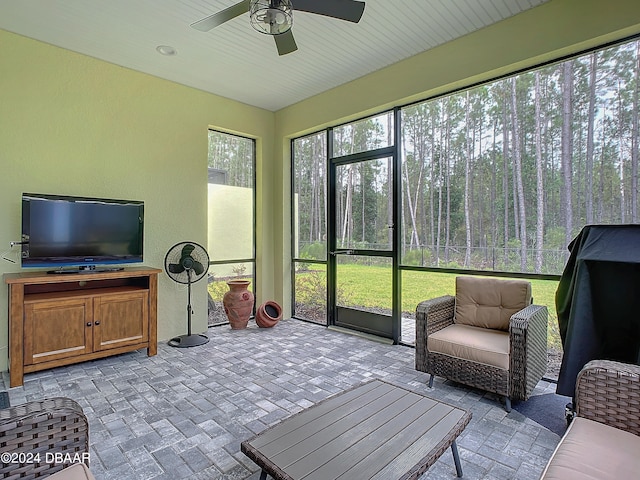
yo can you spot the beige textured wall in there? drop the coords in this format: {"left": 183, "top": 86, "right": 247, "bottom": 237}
{"left": 0, "top": 29, "right": 275, "bottom": 371}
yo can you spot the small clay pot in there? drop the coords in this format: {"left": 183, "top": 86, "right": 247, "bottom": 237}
{"left": 255, "top": 301, "right": 282, "bottom": 328}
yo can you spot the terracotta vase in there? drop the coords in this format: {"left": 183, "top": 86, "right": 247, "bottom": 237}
{"left": 223, "top": 280, "right": 254, "bottom": 329}
{"left": 255, "top": 301, "right": 282, "bottom": 328}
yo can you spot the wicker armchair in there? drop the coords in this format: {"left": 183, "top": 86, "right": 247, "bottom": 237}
{"left": 572, "top": 359, "right": 640, "bottom": 433}
{"left": 415, "top": 276, "right": 548, "bottom": 411}
{"left": 541, "top": 360, "right": 640, "bottom": 479}
{"left": 0, "top": 397, "right": 90, "bottom": 479}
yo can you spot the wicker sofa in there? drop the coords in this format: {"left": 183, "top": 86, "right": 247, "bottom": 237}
{"left": 0, "top": 397, "right": 94, "bottom": 480}
{"left": 415, "top": 276, "right": 548, "bottom": 411}
{"left": 540, "top": 359, "right": 640, "bottom": 479}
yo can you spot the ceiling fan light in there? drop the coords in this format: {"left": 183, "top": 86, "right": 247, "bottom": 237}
{"left": 250, "top": 0, "right": 293, "bottom": 35}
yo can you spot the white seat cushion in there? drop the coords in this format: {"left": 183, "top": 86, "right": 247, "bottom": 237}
{"left": 541, "top": 417, "right": 640, "bottom": 479}
{"left": 427, "top": 323, "right": 510, "bottom": 370}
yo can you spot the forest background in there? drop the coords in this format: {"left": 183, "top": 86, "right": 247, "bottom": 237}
{"left": 294, "top": 38, "right": 640, "bottom": 276}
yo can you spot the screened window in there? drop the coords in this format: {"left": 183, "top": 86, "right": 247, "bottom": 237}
{"left": 291, "top": 36, "right": 640, "bottom": 379}
{"left": 292, "top": 132, "right": 327, "bottom": 261}
{"left": 207, "top": 130, "right": 256, "bottom": 326}
{"left": 400, "top": 39, "right": 640, "bottom": 275}
{"left": 292, "top": 132, "right": 328, "bottom": 324}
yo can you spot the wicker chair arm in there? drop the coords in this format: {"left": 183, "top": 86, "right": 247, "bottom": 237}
{"left": 415, "top": 296, "right": 455, "bottom": 373}
{"left": 0, "top": 397, "right": 89, "bottom": 480}
{"left": 416, "top": 295, "right": 456, "bottom": 336}
{"left": 509, "top": 303, "right": 548, "bottom": 334}
{"left": 508, "top": 304, "right": 548, "bottom": 401}
{"left": 575, "top": 359, "right": 640, "bottom": 436}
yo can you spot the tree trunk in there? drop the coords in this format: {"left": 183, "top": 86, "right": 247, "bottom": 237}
{"left": 436, "top": 105, "right": 445, "bottom": 266}
{"left": 619, "top": 80, "right": 626, "bottom": 223}
{"left": 562, "top": 60, "right": 574, "bottom": 246}
{"left": 598, "top": 107, "right": 606, "bottom": 222}
{"left": 341, "top": 165, "right": 353, "bottom": 247}
{"left": 387, "top": 114, "right": 394, "bottom": 248}
{"left": 402, "top": 135, "right": 421, "bottom": 250}
{"left": 429, "top": 117, "right": 435, "bottom": 260}
{"left": 586, "top": 53, "right": 597, "bottom": 224}
{"left": 445, "top": 100, "right": 452, "bottom": 263}
{"left": 632, "top": 42, "right": 640, "bottom": 222}
{"left": 464, "top": 92, "right": 472, "bottom": 268}
{"left": 502, "top": 86, "right": 510, "bottom": 266}
{"left": 511, "top": 77, "right": 527, "bottom": 271}
{"left": 491, "top": 119, "right": 498, "bottom": 270}
{"left": 534, "top": 72, "right": 545, "bottom": 273}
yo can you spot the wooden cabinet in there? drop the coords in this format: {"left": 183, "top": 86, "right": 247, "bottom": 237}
{"left": 92, "top": 289, "right": 149, "bottom": 352}
{"left": 5, "top": 267, "right": 160, "bottom": 387}
{"left": 24, "top": 295, "right": 93, "bottom": 365}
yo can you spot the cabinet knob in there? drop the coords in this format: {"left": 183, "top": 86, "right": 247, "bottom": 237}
{"left": 86, "top": 322, "right": 92, "bottom": 327}
{"left": 94, "top": 321, "right": 100, "bottom": 326}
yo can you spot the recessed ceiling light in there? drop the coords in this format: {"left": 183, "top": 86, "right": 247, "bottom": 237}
{"left": 156, "top": 45, "right": 177, "bottom": 56}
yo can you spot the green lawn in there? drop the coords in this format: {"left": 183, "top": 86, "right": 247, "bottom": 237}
{"left": 211, "top": 265, "right": 562, "bottom": 350}
{"left": 294, "top": 264, "right": 562, "bottom": 350}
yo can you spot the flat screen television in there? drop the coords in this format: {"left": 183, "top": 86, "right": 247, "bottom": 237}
{"left": 21, "top": 193, "right": 144, "bottom": 272}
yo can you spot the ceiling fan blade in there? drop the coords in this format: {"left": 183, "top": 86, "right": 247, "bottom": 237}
{"left": 293, "top": 0, "right": 365, "bottom": 23}
{"left": 275, "top": 30, "right": 298, "bottom": 56}
{"left": 191, "top": 0, "right": 251, "bottom": 32}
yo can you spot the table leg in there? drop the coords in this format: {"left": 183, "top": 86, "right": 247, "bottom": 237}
{"left": 451, "top": 440, "right": 463, "bottom": 477}
{"left": 259, "top": 470, "right": 267, "bottom": 480}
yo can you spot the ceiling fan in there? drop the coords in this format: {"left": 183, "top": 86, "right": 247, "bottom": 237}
{"left": 191, "top": 0, "right": 366, "bottom": 56}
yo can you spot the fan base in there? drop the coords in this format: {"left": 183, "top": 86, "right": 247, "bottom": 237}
{"left": 168, "top": 334, "right": 210, "bottom": 348}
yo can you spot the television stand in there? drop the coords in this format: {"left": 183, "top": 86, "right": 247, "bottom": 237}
{"left": 4, "top": 266, "right": 160, "bottom": 387}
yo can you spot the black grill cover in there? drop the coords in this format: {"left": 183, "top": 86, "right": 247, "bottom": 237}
{"left": 556, "top": 225, "right": 640, "bottom": 396}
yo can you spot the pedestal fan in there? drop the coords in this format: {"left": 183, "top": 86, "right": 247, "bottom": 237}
{"left": 165, "top": 242, "right": 210, "bottom": 347}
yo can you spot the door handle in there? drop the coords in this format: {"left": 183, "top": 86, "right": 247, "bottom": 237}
{"left": 330, "top": 250, "right": 354, "bottom": 256}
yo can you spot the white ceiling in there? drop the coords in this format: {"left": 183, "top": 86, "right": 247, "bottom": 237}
{"left": 0, "top": 0, "right": 549, "bottom": 111}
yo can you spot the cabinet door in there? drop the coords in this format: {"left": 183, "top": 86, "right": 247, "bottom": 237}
{"left": 24, "top": 297, "right": 93, "bottom": 365}
{"left": 93, "top": 290, "right": 149, "bottom": 351}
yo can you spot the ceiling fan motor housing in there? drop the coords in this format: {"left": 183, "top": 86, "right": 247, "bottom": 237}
{"left": 250, "top": 0, "right": 293, "bottom": 35}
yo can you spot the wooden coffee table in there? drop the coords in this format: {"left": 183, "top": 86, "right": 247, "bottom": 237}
{"left": 241, "top": 379, "right": 471, "bottom": 479}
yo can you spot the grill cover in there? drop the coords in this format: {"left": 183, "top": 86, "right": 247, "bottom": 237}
{"left": 556, "top": 225, "right": 640, "bottom": 396}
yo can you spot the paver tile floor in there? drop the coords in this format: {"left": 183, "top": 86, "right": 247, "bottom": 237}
{"left": 2, "top": 319, "right": 561, "bottom": 479}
